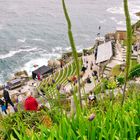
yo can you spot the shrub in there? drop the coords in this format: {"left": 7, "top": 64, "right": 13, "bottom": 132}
{"left": 128, "top": 64, "right": 140, "bottom": 79}
{"left": 107, "top": 80, "right": 117, "bottom": 89}
{"left": 116, "top": 76, "right": 125, "bottom": 85}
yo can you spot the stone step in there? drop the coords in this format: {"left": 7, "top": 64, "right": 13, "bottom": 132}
{"left": 103, "top": 73, "right": 107, "bottom": 78}
{"left": 122, "top": 55, "right": 126, "bottom": 57}
{"left": 122, "top": 49, "right": 126, "bottom": 51}
{"left": 103, "top": 70, "right": 110, "bottom": 76}
{"left": 112, "top": 58, "right": 123, "bottom": 63}
{"left": 105, "top": 66, "right": 112, "bottom": 71}
{"left": 131, "top": 57, "right": 137, "bottom": 60}
{"left": 122, "top": 57, "right": 126, "bottom": 60}
{"left": 131, "top": 54, "right": 137, "bottom": 57}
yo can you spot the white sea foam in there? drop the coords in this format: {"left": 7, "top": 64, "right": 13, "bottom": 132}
{"left": 107, "top": 1, "right": 140, "bottom": 25}
{"left": 22, "top": 56, "right": 60, "bottom": 76}
{"left": 65, "top": 45, "right": 83, "bottom": 52}
{"left": 17, "top": 38, "right": 26, "bottom": 43}
{"left": 40, "top": 53, "right": 61, "bottom": 59}
{"left": 99, "top": 19, "right": 106, "bottom": 24}
{"left": 52, "top": 46, "right": 62, "bottom": 53}
{"left": 32, "top": 38, "right": 45, "bottom": 42}
{"left": 0, "top": 47, "right": 37, "bottom": 59}
{"left": 22, "top": 58, "right": 49, "bottom": 76}
{"left": 65, "top": 47, "right": 71, "bottom": 51}
{"left": 107, "top": 7, "right": 124, "bottom": 15}
{"left": 117, "top": 21, "right": 126, "bottom": 26}
{"left": 110, "top": 17, "right": 118, "bottom": 23}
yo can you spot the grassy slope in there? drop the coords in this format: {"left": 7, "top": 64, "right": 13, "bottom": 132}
{"left": 0, "top": 88, "right": 139, "bottom": 140}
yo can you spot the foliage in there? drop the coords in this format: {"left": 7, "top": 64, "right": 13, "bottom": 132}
{"left": 94, "top": 78, "right": 117, "bottom": 94}
{"left": 128, "top": 64, "right": 140, "bottom": 79}
{"left": 0, "top": 90, "right": 139, "bottom": 139}
{"left": 130, "top": 59, "right": 138, "bottom": 69}
{"left": 94, "top": 78, "right": 108, "bottom": 94}
{"left": 107, "top": 79, "right": 117, "bottom": 89}
{"left": 116, "top": 76, "right": 125, "bottom": 85}
{"left": 0, "top": 111, "right": 53, "bottom": 140}
{"left": 132, "top": 20, "right": 140, "bottom": 31}
{"left": 110, "top": 65, "right": 122, "bottom": 77}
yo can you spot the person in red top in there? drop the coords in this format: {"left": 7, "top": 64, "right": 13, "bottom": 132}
{"left": 37, "top": 73, "right": 41, "bottom": 81}
{"left": 24, "top": 93, "right": 38, "bottom": 111}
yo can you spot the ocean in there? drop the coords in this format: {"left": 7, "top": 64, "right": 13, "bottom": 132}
{"left": 0, "top": 0, "right": 139, "bottom": 84}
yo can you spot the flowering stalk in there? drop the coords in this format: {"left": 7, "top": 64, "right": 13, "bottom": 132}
{"left": 62, "top": 0, "right": 82, "bottom": 109}
{"left": 122, "top": 0, "right": 132, "bottom": 105}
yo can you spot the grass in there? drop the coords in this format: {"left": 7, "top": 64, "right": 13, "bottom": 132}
{"left": 110, "top": 65, "right": 123, "bottom": 77}
{"left": 130, "top": 59, "right": 138, "bottom": 69}
{"left": 0, "top": 88, "right": 139, "bottom": 140}
{"left": 39, "top": 58, "right": 82, "bottom": 102}
{"left": 110, "top": 59, "right": 138, "bottom": 77}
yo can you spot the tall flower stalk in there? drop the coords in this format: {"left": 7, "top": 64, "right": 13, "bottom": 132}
{"left": 62, "top": 0, "right": 82, "bottom": 109}
{"left": 122, "top": 0, "right": 132, "bottom": 105}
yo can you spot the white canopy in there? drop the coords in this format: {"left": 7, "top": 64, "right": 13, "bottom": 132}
{"left": 96, "top": 41, "right": 113, "bottom": 63}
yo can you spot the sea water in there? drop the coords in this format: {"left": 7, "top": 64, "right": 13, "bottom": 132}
{"left": 0, "top": 0, "right": 139, "bottom": 83}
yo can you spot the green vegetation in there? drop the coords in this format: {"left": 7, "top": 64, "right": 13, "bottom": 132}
{"left": 131, "top": 59, "right": 138, "bottom": 69}
{"left": 62, "top": 0, "right": 82, "bottom": 108}
{"left": 0, "top": 1, "right": 140, "bottom": 140}
{"left": 132, "top": 20, "right": 140, "bottom": 31}
{"left": 129, "top": 64, "right": 140, "bottom": 79}
{"left": 122, "top": 0, "right": 132, "bottom": 105}
{"left": 0, "top": 88, "right": 139, "bottom": 140}
{"left": 110, "top": 65, "right": 122, "bottom": 77}
{"left": 116, "top": 76, "right": 125, "bottom": 85}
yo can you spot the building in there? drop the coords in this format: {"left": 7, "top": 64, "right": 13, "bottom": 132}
{"left": 96, "top": 41, "right": 113, "bottom": 64}
{"left": 95, "top": 41, "right": 113, "bottom": 77}
{"left": 32, "top": 65, "right": 53, "bottom": 79}
{"left": 116, "top": 27, "right": 127, "bottom": 41}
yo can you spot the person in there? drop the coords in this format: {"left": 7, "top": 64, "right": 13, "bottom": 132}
{"left": 0, "top": 98, "right": 7, "bottom": 114}
{"left": 52, "top": 79, "right": 55, "bottom": 84}
{"left": 86, "top": 75, "right": 92, "bottom": 83}
{"left": 90, "top": 62, "right": 93, "bottom": 70}
{"left": 24, "top": 93, "right": 38, "bottom": 111}
{"left": 88, "top": 91, "right": 96, "bottom": 105}
{"left": 81, "top": 66, "right": 87, "bottom": 73}
{"left": 37, "top": 73, "right": 41, "bottom": 81}
{"left": 56, "top": 84, "right": 61, "bottom": 91}
{"left": 3, "top": 89, "right": 17, "bottom": 112}
{"left": 92, "top": 70, "right": 98, "bottom": 80}
{"left": 67, "top": 77, "right": 71, "bottom": 83}
{"left": 60, "top": 60, "right": 64, "bottom": 68}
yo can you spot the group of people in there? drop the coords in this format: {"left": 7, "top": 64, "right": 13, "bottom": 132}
{"left": 0, "top": 88, "right": 40, "bottom": 115}
{"left": 0, "top": 89, "right": 17, "bottom": 114}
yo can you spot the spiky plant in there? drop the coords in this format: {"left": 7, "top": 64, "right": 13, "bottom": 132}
{"left": 62, "top": 0, "right": 82, "bottom": 109}
{"left": 122, "top": 0, "right": 132, "bottom": 105}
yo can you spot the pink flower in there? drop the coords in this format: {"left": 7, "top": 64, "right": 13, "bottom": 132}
{"left": 88, "top": 113, "right": 96, "bottom": 121}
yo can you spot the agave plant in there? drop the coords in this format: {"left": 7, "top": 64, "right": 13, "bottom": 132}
{"left": 62, "top": 0, "right": 82, "bottom": 109}
{"left": 122, "top": 0, "right": 132, "bottom": 105}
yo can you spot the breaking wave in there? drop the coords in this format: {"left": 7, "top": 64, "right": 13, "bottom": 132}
{"left": 0, "top": 47, "right": 37, "bottom": 59}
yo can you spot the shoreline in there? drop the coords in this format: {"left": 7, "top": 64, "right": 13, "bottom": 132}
{"left": 0, "top": 45, "right": 93, "bottom": 86}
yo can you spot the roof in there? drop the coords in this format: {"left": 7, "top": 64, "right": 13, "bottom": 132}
{"left": 8, "top": 78, "right": 21, "bottom": 84}
{"left": 96, "top": 41, "right": 113, "bottom": 63}
{"left": 32, "top": 65, "right": 53, "bottom": 75}
{"left": 136, "top": 12, "right": 140, "bottom": 17}
{"left": 116, "top": 27, "right": 126, "bottom": 32}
